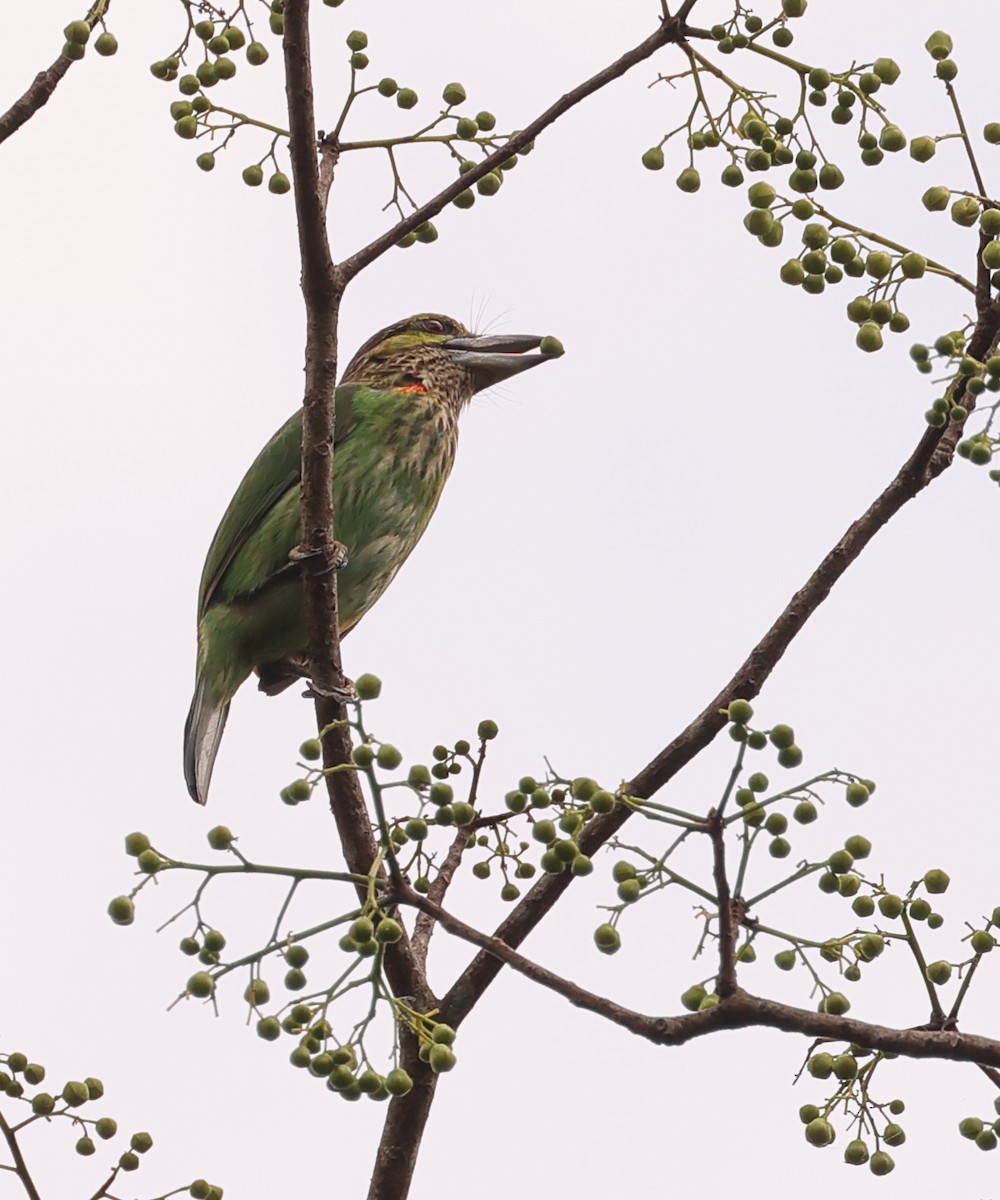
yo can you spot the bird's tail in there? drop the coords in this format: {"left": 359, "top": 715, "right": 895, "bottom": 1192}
{"left": 184, "top": 677, "right": 230, "bottom": 805}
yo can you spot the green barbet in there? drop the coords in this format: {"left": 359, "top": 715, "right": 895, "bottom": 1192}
{"left": 185, "top": 313, "right": 558, "bottom": 803}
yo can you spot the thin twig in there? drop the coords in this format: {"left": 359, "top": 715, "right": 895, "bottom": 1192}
{"left": 0, "top": 0, "right": 109, "bottom": 146}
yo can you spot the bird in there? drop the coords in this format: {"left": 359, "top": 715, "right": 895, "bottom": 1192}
{"left": 184, "top": 312, "right": 558, "bottom": 804}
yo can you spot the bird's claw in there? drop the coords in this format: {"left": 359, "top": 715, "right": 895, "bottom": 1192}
{"left": 302, "top": 677, "right": 357, "bottom": 705}
{"left": 289, "top": 541, "right": 350, "bottom": 576}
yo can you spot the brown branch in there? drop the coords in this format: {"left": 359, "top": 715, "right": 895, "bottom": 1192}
{"left": 366, "top": 1035, "right": 438, "bottom": 1200}
{"left": 0, "top": 0, "right": 108, "bottom": 147}
{"left": 282, "top": 3, "right": 426, "bottom": 1014}
{"left": 443, "top": 303, "right": 1000, "bottom": 1025}
{"left": 399, "top": 884, "right": 1000, "bottom": 1070}
{"left": 410, "top": 828, "right": 468, "bottom": 969}
{"left": 335, "top": 14, "right": 694, "bottom": 286}
{"left": 0, "top": 1111, "right": 41, "bottom": 1200}
{"left": 709, "top": 812, "right": 738, "bottom": 997}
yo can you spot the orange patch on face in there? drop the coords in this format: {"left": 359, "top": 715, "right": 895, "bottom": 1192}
{"left": 398, "top": 383, "right": 427, "bottom": 394}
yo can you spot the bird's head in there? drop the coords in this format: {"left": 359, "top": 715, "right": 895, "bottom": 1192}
{"left": 340, "top": 313, "right": 554, "bottom": 408}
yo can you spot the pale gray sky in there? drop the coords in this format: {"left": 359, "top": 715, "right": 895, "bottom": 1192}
{"left": 3, "top": 2, "right": 999, "bottom": 1197}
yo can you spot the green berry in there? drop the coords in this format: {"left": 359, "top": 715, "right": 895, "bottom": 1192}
{"left": 819, "top": 163, "right": 844, "bottom": 190}
{"left": 108, "top": 895, "right": 135, "bottom": 925}
{"left": 780, "top": 259, "right": 805, "bottom": 286}
{"left": 952, "top": 196, "right": 981, "bottom": 226}
{"left": 925, "top": 30, "right": 953, "bottom": 60}
{"left": 845, "top": 781, "right": 869, "bottom": 807}
{"left": 869, "top": 1151, "right": 895, "bottom": 1175}
{"left": 924, "top": 868, "right": 950, "bottom": 894}
{"left": 852, "top": 894, "right": 875, "bottom": 917}
{"left": 925, "top": 959, "right": 952, "bottom": 985}
{"left": 246, "top": 41, "right": 269, "bottom": 66}
{"left": 242, "top": 164, "right": 264, "bottom": 187}
{"left": 94, "top": 31, "right": 118, "bottom": 56}
{"left": 794, "top": 799, "right": 817, "bottom": 823}
{"left": 874, "top": 57, "right": 901, "bottom": 84}
{"left": 844, "top": 1138, "right": 869, "bottom": 1165}
{"left": 187, "top": 971, "right": 215, "bottom": 998}
{"left": 804, "top": 1117, "right": 834, "bottom": 1146}
{"left": 641, "top": 147, "right": 665, "bottom": 171}
{"left": 65, "top": 19, "right": 91, "bottom": 44}
{"left": 676, "top": 167, "right": 701, "bottom": 193}
{"left": 594, "top": 923, "right": 621, "bottom": 954}
{"left": 856, "top": 322, "right": 883, "bottom": 353}
{"left": 397, "top": 88, "right": 418, "bottom": 109}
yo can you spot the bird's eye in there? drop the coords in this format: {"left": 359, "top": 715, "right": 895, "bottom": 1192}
{"left": 423, "top": 319, "right": 446, "bottom": 334}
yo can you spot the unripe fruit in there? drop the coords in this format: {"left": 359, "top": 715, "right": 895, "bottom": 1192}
{"left": 874, "top": 57, "right": 901, "bottom": 84}
{"left": 900, "top": 252, "right": 926, "bottom": 278}
{"left": 95, "top": 32, "right": 118, "bottom": 56}
{"left": 196, "top": 152, "right": 216, "bottom": 172}
{"left": 952, "top": 197, "right": 981, "bottom": 227}
{"left": 925, "top": 31, "right": 953, "bottom": 60}
{"left": 429, "top": 1045, "right": 456, "bottom": 1073}
{"left": 926, "top": 960, "right": 952, "bottom": 985}
{"left": 879, "top": 124, "right": 906, "bottom": 152}
{"left": 972, "top": 930, "right": 996, "bottom": 954}
{"left": 775, "top": 948, "right": 796, "bottom": 970}
{"left": 819, "top": 163, "right": 844, "bottom": 190}
{"left": 65, "top": 20, "right": 91, "bottom": 44}
{"left": 242, "top": 164, "right": 264, "bottom": 187}
{"left": 247, "top": 42, "right": 269, "bottom": 66}
{"left": 845, "top": 781, "right": 869, "bottom": 807}
{"left": 346, "top": 30, "right": 368, "bottom": 50}
{"left": 188, "top": 971, "right": 215, "bottom": 998}
{"left": 794, "top": 799, "right": 817, "bottom": 823}
{"left": 869, "top": 1151, "right": 895, "bottom": 1175}
{"left": 878, "top": 893, "right": 904, "bottom": 918}
{"left": 108, "top": 895, "right": 135, "bottom": 925}
{"left": 910, "top": 136, "right": 936, "bottom": 163}
{"left": 924, "top": 868, "right": 950, "bottom": 894}
{"left": 844, "top": 1138, "right": 869, "bottom": 1165}
{"left": 780, "top": 259, "right": 806, "bottom": 286}
{"left": 681, "top": 983, "right": 707, "bottom": 1010}
{"left": 852, "top": 894, "right": 875, "bottom": 917}
{"left": 641, "top": 147, "right": 665, "bottom": 171}
{"left": 804, "top": 1117, "right": 834, "bottom": 1146}
{"left": 960, "top": 1116, "right": 985, "bottom": 1139}
{"left": 397, "top": 88, "right": 418, "bottom": 109}
{"left": 922, "top": 186, "right": 950, "bottom": 211}
{"left": 676, "top": 168, "right": 701, "bottom": 193}
{"left": 821, "top": 991, "right": 850, "bottom": 1015}
{"left": 856, "top": 322, "right": 883, "bottom": 353}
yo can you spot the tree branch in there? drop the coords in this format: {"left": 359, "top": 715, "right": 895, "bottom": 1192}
{"left": 399, "top": 883, "right": 1000, "bottom": 1069}
{"left": 335, "top": 14, "right": 694, "bottom": 285}
{"left": 0, "top": 0, "right": 108, "bottom": 147}
{"left": 0, "top": 1111, "right": 41, "bottom": 1200}
{"left": 282, "top": 2, "right": 426, "bottom": 1011}
{"left": 443, "top": 301, "right": 1000, "bottom": 1023}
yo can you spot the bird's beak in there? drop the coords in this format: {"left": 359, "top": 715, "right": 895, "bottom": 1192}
{"left": 442, "top": 333, "right": 550, "bottom": 393}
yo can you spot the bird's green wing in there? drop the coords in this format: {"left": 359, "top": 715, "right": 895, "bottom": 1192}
{"left": 197, "top": 385, "right": 361, "bottom": 614}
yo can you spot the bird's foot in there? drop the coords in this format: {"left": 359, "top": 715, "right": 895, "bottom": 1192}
{"left": 289, "top": 540, "right": 349, "bottom": 576}
{"left": 302, "top": 677, "right": 357, "bottom": 705}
